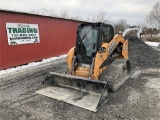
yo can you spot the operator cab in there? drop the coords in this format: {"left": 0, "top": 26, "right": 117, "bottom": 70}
{"left": 101, "top": 24, "right": 114, "bottom": 43}
{"left": 75, "top": 23, "right": 114, "bottom": 64}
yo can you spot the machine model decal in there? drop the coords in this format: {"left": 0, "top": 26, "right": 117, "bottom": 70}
{"left": 108, "top": 40, "right": 116, "bottom": 55}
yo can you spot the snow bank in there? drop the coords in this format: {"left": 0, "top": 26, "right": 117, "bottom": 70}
{"left": 0, "top": 54, "right": 67, "bottom": 76}
{"left": 145, "top": 41, "right": 160, "bottom": 47}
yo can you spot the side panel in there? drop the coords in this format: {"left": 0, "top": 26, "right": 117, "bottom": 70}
{"left": 93, "top": 34, "right": 126, "bottom": 79}
{"left": 66, "top": 47, "right": 75, "bottom": 72}
{"left": 0, "top": 11, "right": 80, "bottom": 70}
{"left": 122, "top": 40, "right": 128, "bottom": 58}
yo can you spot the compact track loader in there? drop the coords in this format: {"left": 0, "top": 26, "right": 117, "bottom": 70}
{"left": 36, "top": 22, "right": 131, "bottom": 112}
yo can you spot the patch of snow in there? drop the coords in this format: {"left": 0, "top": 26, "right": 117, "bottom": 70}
{"left": 0, "top": 54, "right": 67, "bottom": 76}
{"left": 127, "top": 88, "right": 141, "bottom": 104}
{"left": 141, "top": 68, "right": 160, "bottom": 98}
{"left": 130, "top": 70, "right": 141, "bottom": 79}
{"left": 145, "top": 41, "right": 160, "bottom": 47}
{"left": 145, "top": 78, "right": 160, "bottom": 92}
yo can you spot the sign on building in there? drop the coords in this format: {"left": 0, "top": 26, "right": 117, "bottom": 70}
{"left": 6, "top": 23, "right": 40, "bottom": 45}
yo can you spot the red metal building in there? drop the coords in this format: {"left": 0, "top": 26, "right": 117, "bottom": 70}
{"left": 0, "top": 9, "right": 82, "bottom": 70}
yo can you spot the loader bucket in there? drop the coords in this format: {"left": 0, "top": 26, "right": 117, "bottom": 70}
{"left": 36, "top": 72, "right": 109, "bottom": 112}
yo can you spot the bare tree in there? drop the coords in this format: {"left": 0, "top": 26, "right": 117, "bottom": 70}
{"left": 141, "top": 26, "right": 160, "bottom": 41}
{"left": 113, "top": 19, "right": 129, "bottom": 34}
{"left": 30, "top": 8, "right": 57, "bottom": 17}
{"left": 70, "top": 16, "right": 82, "bottom": 21}
{"left": 30, "top": 9, "right": 40, "bottom": 14}
{"left": 148, "top": 2, "right": 160, "bottom": 29}
{"left": 85, "top": 17, "right": 92, "bottom": 22}
{"left": 30, "top": 8, "right": 83, "bottom": 21}
{"left": 92, "top": 9, "right": 110, "bottom": 23}
{"left": 49, "top": 9, "right": 57, "bottom": 17}
{"left": 60, "top": 10, "right": 70, "bottom": 19}
{"left": 141, "top": 2, "right": 160, "bottom": 41}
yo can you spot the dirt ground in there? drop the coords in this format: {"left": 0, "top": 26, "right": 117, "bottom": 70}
{"left": 0, "top": 37, "right": 160, "bottom": 120}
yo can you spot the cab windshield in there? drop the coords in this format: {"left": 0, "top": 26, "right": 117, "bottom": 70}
{"left": 78, "top": 26, "right": 98, "bottom": 57}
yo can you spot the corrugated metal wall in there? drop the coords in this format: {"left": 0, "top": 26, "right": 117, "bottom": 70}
{"left": 0, "top": 10, "right": 81, "bottom": 70}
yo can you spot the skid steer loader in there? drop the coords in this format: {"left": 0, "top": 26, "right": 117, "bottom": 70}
{"left": 36, "top": 22, "right": 131, "bottom": 112}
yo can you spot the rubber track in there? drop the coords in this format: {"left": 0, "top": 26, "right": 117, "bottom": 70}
{"left": 99, "top": 58, "right": 128, "bottom": 92}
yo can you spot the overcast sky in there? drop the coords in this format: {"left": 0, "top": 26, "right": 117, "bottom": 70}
{"left": 0, "top": 0, "right": 158, "bottom": 25}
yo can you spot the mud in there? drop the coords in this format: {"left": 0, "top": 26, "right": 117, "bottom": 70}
{"left": 0, "top": 37, "right": 160, "bottom": 120}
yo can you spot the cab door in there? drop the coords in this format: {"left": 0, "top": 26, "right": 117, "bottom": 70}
{"left": 101, "top": 25, "right": 114, "bottom": 43}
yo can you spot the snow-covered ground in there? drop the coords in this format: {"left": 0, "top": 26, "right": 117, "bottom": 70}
{"left": 0, "top": 54, "right": 67, "bottom": 76}
{"left": 145, "top": 41, "right": 160, "bottom": 47}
